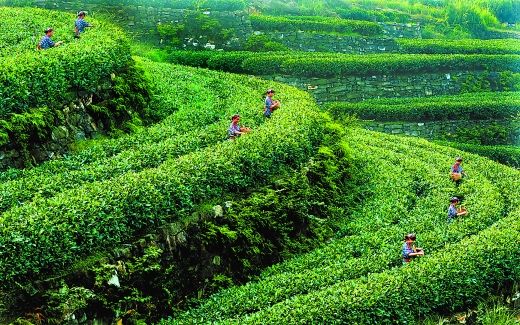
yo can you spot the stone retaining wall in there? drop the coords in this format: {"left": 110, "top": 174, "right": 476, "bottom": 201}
{"left": 265, "top": 71, "right": 501, "bottom": 103}
{"left": 362, "top": 119, "right": 520, "bottom": 145}
{"left": 0, "top": 95, "right": 105, "bottom": 170}
{"left": 259, "top": 31, "right": 399, "bottom": 53}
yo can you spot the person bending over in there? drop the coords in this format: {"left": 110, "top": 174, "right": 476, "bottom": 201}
{"left": 447, "top": 196, "right": 467, "bottom": 222}
{"left": 402, "top": 233, "right": 424, "bottom": 264}
{"left": 450, "top": 157, "right": 466, "bottom": 184}
{"left": 228, "top": 114, "right": 251, "bottom": 140}
{"left": 37, "top": 28, "right": 63, "bottom": 50}
{"left": 75, "top": 11, "right": 93, "bottom": 38}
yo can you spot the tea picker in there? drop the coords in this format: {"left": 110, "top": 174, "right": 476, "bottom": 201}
{"left": 447, "top": 197, "right": 468, "bottom": 223}
{"left": 37, "top": 28, "right": 64, "bottom": 50}
{"left": 402, "top": 233, "right": 424, "bottom": 264}
{"left": 228, "top": 114, "right": 251, "bottom": 140}
{"left": 450, "top": 157, "right": 467, "bottom": 184}
{"left": 74, "top": 11, "right": 93, "bottom": 38}
{"left": 264, "top": 89, "right": 280, "bottom": 118}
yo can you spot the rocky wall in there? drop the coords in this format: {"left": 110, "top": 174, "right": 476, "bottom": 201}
{"left": 0, "top": 95, "right": 105, "bottom": 170}
{"left": 258, "top": 31, "right": 399, "bottom": 53}
{"left": 9, "top": 0, "right": 252, "bottom": 45}
{"left": 265, "top": 71, "right": 500, "bottom": 103}
{"left": 362, "top": 119, "right": 520, "bottom": 145}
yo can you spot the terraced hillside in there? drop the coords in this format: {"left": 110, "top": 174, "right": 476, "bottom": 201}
{"left": 167, "top": 130, "right": 520, "bottom": 324}
{"left": 1, "top": 2, "right": 519, "bottom": 324}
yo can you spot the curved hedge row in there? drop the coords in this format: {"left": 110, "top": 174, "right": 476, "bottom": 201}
{"left": 168, "top": 130, "right": 520, "bottom": 324}
{"left": 0, "top": 7, "right": 130, "bottom": 118}
{"left": 250, "top": 14, "right": 382, "bottom": 36}
{"left": 0, "top": 58, "right": 280, "bottom": 214}
{"left": 0, "top": 60, "right": 326, "bottom": 289}
{"left": 436, "top": 141, "right": 520, "bottom": 169}
{"left": 397, "top": 38, "right": 520, "bottom": 55}
{"left": 240, "top": 210, "right": 520, "bottom": 324}
{"left": 167, "top": 51, "right": 520, "bottom": 77}
{"left": 325, "top": 92, "right": 520, "bottom": 122}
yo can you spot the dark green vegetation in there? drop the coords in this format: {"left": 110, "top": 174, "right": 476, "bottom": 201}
{"left": 0, "top": 7, "right": 151, "bottom": 168}
{"left": 397, "top": 38, "right": 520, "bottom": 54}
{"left": 250, "top": 14, "right": 383, "bottom": 36}
{"left": 437, "top": 141, "right": 520, "bottom": 169}
{"left": 325, "top": 92, "right": 520, "bottom": 121}
{"left": 167, "top": 51, "right": 520, "bottom": 77}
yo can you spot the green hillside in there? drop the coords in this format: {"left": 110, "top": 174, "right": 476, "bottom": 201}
{"left": 0, "top": 2, "right": 518, "bottom": 324}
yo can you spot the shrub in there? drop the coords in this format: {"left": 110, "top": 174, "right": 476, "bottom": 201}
{"left": 164, "top": 51, "right": 520, "bottom": 77}
{"left": 435, "top": 141, "right": 520, "bottom": 169}
{"left": 324, "top": 92, "right": 520, "bottom": 122}
{"left": 0, "top": 60, "right": 326, "bottom": 291}
{"left": 244, "top": 34, "right": 288, "bottom": 52}
{"left": 0, "top": 7, "right": 130, "bottom": 118}
{"left": 167, "top": 130, "right": 520, "bottom": 324}
{"left": 250, "top": 14, "right": 383, "bottom": 36}
{"left": 397, "top": 38, "right": 520, "bottom": 55}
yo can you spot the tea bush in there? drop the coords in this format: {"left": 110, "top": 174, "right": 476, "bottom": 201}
{"left": 436, "top": 141, "right": 520, "bottom": 169}
{"left": 397, "top": 38, "right": 520, "bottom": 55}
{"left": 0, "top": 7, "right": 130, "bottom": 118}
{"left": 250, "top": 14, "right": 382, "bottom": 36}
{"left": 168, "top": 130, "right": 520, "bottom": 324}
{"left": 0, "top": 59, "right": 326, "bottom": 289}
{"left": 167, "top": 51, "right": 520, "bottom": 77}
{"left": 325, "top": 92, "right": 520, "bottom": 122}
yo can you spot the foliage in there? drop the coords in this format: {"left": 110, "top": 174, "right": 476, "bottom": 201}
{"left": 20, "top": 126, "right": 363, "bottom": 323}
{"left": 324, "top": 92, "right": 520, "bottom": 122}
{"left": 158, "top": 11, "right": 236, "bottom": 48}
{"left": 435, "top": 141, "right": 520, "bottom": 169}
{"left": 167, "top": 50, "right": 520, "bottom": 77}
{"left": 167, "top": 129, "right": 520, "bottom": 324}
{"left": 250, "top": 14, "right": 383, "bottom": 36}
{"left": 397, "top": 38, "right": 520, "bottom": 54}
{"left": 0, "top": 7, "right": 130, "bottom": 118}
{"left": 0, "top": 59, "right": 325, "bottom": 301}
{"left": 437, "top": 120, "right": 519, "bottom": 145}
{"left": 1, "top": 0, "right": 247, "bottom": 11}
{"left": 244, "top": 34, "right": 288, "bottom": 52}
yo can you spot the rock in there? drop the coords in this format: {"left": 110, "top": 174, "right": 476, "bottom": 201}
{"left": 213, "top": 205, "right": 224, "bottom": 218}
{"left": 51, "top": 126, "right": 70, "bottom": 142}
{"left": 75, "top": 131, "right": 87, "bottom": 141}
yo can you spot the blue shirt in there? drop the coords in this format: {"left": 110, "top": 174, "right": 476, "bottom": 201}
{"left": 265, "top": 97, "right": 273, "bottom": 117}
{"left": 39, "top": 35, "right": 55, "bottom": 49}
{"left": 448, "top": 204, "right": 458, "bottom": 220}
{"left": 451, "top": 164, "right": 463, "bottom": 173}
{"left": 75, "top": 18, "right": 91, "bottom": 33}
{"left": 402, "top": 242, "right": 414, "bottom": 261}
{"left": 228, "top": 122, "right": 241, "bottom": 137}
